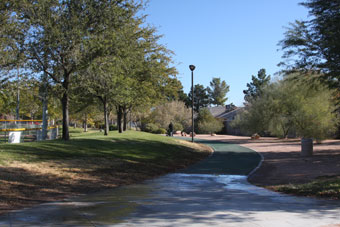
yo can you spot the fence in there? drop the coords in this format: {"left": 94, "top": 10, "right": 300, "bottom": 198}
{"left": 0, "top": 120, "right": 59, "bottom": 143}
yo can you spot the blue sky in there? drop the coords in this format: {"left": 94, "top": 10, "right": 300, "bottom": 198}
{"left": 144, "top": 0, "right": 309, "bottom": 106}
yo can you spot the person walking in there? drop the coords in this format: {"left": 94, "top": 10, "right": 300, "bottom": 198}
{"left": 168, "top": 122, "right": 174, "bottom": 137}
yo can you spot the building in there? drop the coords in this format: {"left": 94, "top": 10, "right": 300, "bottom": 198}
{"left": 208, "top": 104, "right": 244, "bottom": 135}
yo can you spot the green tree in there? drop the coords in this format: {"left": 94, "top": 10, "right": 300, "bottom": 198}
{"left": 0, "top": 81, "right": 17, "bottom": 116}
{"left": 18, "top": 78, "right": 42, "bottom": 120}
{"left": 0, "top": 1, "right": 27, "bottom": 91}
{"left": 234, "top": 76, "right": 338, "bottom": 141}
{"left": 243, "top": 69, "right": 271, "bottom": 103}
{"left": 145, "top": 101, "right": 191, "bottom": 132}
{"left": 187, "top": 84, "right": 210, "bottom": 112}
{"left": 79, "top": 16, "right": 178, "bottom": 135}
{"left": 279, "top": 0, "right": 340, "bottom": 89}
{"left": 207, "top": 77, "right": 229, "bottom": 106}
{"left": 15, "top": 0, "right": 140, "bottom": 140}
{"left": 196, "top": 108, "right": 223, "bottom": 134}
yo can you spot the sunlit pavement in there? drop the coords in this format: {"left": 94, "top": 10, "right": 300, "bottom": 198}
{"left": 0, "top": 141, "right": 339, "bottom": 226}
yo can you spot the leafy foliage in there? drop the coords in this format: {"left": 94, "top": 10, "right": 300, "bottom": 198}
{"left": 243, "top": 69, "right": 271, "bottom": 103}
{"left": 279, "top": 0, "right": 340, "bottom": 90}
{"left": 187, "top": 84, "right": 210, "bottom": 112}
{"left": 207, "top": 77, "right": 230, "bottom": 106}
{"left": 143, "top": 101, "right": 191, "bottom": 133}
{"left": 2, "top": 1, "right": 180, "bottom": 139}
{"left": 234, "top": 76, "right": 338, "bottom": 140}
{"left": 196, "top": 108, "right": 223, "bottom": 134}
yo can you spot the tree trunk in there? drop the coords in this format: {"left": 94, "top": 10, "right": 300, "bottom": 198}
{"left": 117, "top": 106, "right": 123, "bottom": 133}
{"left": 42, "top": 93, "right": 48, "bottom": 140}
{"left": 103, "top": 101, "right": 109, "bottom": 136}
{"left": 61, "top": 92, "right": 70, "bottom": 140}
{"left": 123, "top": 106, "right": 127, "bottom": 131}
{"left": 83, "top": 113, "right": 87, "bottom": 132}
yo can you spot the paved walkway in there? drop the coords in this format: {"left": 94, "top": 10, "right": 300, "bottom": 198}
{"left": 0, "top": 139, "right": 339, "bottom": 226}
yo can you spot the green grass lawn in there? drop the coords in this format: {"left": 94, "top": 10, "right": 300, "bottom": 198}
{"left": 0, "top": 129, "right": 208, "bottom": 165}
{"left": 0, "top": 129, "right": 211, "bottom": 214}
{"left": 272, "top": 176, "right": 340, "bottom": 200}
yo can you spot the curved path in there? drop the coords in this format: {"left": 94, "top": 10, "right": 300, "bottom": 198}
{"left": 0, "top": 139, "right": 339, "bottom": 226}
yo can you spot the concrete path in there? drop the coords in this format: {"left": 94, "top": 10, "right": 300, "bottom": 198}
{"left": 0, "top": 140, "right": 339, "bottom": 226}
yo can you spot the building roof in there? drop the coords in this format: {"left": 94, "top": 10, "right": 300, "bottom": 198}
{"left": 208, "top": 106, "right": 227, "bottom": 118}
{"left": 218, "top": 107, "right": 244, "bottom": 120}
{"left": 208, "top": 104, "right": 242, "bottom": 119}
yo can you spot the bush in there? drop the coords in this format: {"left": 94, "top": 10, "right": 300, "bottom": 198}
{"left": 232, "top": 77, "right": 338, "bottom": 140}
{"left": 196, "top": 108, "right": 224, "bottom": 134}
{"left": 173, "top": 122, "right": 183, "bottom": 132}
{"left": 155, "top": 128, "right": 167, "bottom": 134}
{"left": 198, "top": 119, "right": 224, "bottom": 134}
{"left": 146, "top": 101, "right": 191, "bottom": 130}
{"left": 109, "top": 125, "right": 118, "bottom": 131}
{"left": 144, "top": 123, "right": 159, "bottom": 133}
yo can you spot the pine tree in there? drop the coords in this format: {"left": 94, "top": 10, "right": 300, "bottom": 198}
{"left": 207, "top": 77, "right": 229, "bottom": 106}
{"left": 243, "top": 69, "right": 271, "bottom": 103}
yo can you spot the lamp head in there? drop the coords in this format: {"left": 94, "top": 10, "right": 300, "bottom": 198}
{"left": 189, "top": 65, "right": 196, "bottom": 71}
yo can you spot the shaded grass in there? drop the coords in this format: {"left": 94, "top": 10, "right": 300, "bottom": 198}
{"left": 0, "top": 130, "right": 207, "bottom": 164}
{"left": 271, "top": 176, "right": 340, "bottom": 199}
{"left": 0, "top": 130, "right": 211, "bottom": 215}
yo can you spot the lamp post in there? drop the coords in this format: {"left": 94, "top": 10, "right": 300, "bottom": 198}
{"left": 189, "top": 65, "right": 195, "bottom": 142}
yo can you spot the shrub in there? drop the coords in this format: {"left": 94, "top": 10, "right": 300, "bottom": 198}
{"left": 147, "top": 101, "right": 191, "bottom": 130}
{"left": 196, "top": 108, "right": 224, "bottom": 134}
{"left": 155, "top": 128, "right": 167, "bottom": 134}
{"left": 232, "top": 77, "right": 338, "bottom": 140}
{"left": 198, "top": 119, "right": 224, "bottom": 134}
{"left": 173, "top": 122, "right": 183, "bottom": 132}
{"left": 144, "top": 123, "right": 159, "bottom": 133}
{"left": 109, "top": 125, "right": 118, "bottom": 131}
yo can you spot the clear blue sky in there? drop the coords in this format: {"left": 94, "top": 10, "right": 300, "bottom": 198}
{"left": 144, "top": 0, "right": 309, "bottom": 106}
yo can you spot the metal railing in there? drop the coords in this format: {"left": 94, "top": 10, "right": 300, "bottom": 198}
{"left": 0, "top": 120, "right": 59, "bottom": 143}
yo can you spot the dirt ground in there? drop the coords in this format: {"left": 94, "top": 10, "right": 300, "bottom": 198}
{"left": 194, "top": 134, "right": 340, "bottom": 186}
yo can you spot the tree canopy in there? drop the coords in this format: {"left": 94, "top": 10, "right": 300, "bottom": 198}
{"left": 234, "top": 76, "right": 338, "bottom": 140}
{"left": 1, "top": 0, "right": 180, "bottom": 139}
{"left": 187, "top": 84, "right": 210, "bottom": 113}
{"left": 279, "top": 0, "right": 340, "bottom": 90}
{"left": 243, "top": 69, "right": 271, "bottom": 103}
{"left": 207, "top": 77, "right": 229, "bottom": 106}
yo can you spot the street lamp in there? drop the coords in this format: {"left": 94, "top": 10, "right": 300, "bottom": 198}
{"left": 189, "top": 65, "right": 195, "bottom": 142}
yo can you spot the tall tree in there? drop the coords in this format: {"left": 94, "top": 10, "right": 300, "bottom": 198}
{"left": 279, "top": 0, "right": 340, "bottom": 89}
{"left": 0, "top": 1, "right": 27, "bottom": 88}
{"left": 187, "top": 84, "right": 210, "bottom": 112}
{"left": 207, "top": 77, "right": 229, "bottom": 106}
{"left": 14, "top": 0, "right": 140, "bottom": 140}
{"left": 243, "top": 68, "right": 271, "bottom": 103}
{"left": 80, "top": 15, "right": 178, "bottom": 135}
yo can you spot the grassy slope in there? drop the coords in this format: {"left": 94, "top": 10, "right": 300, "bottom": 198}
{"left": 0, "top": 129, "right": 207, "bottom": 165}
{"left": 0, "top": 129, "right": 211, "bottom": 214}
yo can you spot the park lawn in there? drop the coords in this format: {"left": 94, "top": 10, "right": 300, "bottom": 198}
{"left": 0, "top": 130, "right": 212, "bottom": 214}
{"left": 271, "top": 176, "right": 340, "bottom": 200}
